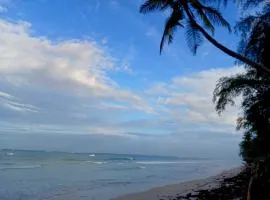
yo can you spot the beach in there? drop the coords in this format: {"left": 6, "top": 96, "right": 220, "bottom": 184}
{"left": 113, "top": 167, "right": 242, "bottom": 200}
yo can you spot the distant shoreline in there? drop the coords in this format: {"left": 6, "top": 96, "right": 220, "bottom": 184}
{"left": 113, "top": 167, "right": 242, "bottom": 200}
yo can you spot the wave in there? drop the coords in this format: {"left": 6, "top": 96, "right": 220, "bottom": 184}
{"left": 89, "top": 154, "right": 95, "bottom": 157}
{"left": 6, "top": 152, "right": 15, "bottom": 156}
{"left": 136, "top": 161, "right": 199, "bottom": 165}
{"left": 138, "top": 166, "right": 146, "bottom": 169}
{"left": 86, "top": 161, "right": 107, "bottom": 165}
{"left": 0, "top": 164, "right": 42, "bottom": 170}
{"left": 92, "top": 161, "right": 106, "bottom": 164}
{"left": 107, "top": 157, "right": 135, "bottom": 161}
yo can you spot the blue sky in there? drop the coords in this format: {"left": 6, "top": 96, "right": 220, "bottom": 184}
{"left": 0, "top": 0, "right": 244, "bottom": 157}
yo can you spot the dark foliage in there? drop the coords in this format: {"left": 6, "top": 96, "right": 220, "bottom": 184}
{"left": 213, "top": 1, "right": 270, "bottom": 199}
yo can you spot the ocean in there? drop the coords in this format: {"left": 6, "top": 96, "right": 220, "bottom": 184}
{"left": 0, "top": 149, "right": 240, "bottom": 200}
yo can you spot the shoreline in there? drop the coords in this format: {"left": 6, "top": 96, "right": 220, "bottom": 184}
{"left": 112, "top": 167, "right": 243, "bottom": 200}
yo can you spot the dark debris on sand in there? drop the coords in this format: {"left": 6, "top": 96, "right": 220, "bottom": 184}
{"left": 170, "top": 169, "right": 250, "bottom": 200}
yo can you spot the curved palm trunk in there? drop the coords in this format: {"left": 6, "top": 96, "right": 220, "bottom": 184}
{"left": 196, "top": 24, "right": 270, "bottom": 73}
{"left": 247, "top": 176, "right": 254, "bottom": 200}
{"left": 182, "top": 2, "right": 270, "bottom": 74}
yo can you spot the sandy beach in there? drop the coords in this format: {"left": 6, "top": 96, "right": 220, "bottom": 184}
{"left": 113, "top": 167, "right": 242, "bottom": 200}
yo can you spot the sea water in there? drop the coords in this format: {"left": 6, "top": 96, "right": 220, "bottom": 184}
{"left": 0, "top": 149, "right": 240, "bottom": 200}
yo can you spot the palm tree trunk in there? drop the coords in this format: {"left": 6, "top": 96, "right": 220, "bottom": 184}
{"left": 182, "top": 2, "right": 270, "bottom": 74}
{"left": 247, "top": 176, "right": 254, "bottom": 200}
{"left": 195, "top": 24, "right": 270, "bottom": 73}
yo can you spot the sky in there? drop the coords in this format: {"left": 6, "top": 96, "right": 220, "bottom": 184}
{"left": 0, "top": 0, "right": 245, "bottom": 158}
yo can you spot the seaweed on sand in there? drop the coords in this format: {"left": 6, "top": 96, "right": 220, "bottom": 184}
{"left": 171, "top": 168, "right": 250, "bottom": 200}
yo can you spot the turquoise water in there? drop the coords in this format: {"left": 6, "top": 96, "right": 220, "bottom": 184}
{"left": 0, "top": 149, "right": 240, "bottom": 200}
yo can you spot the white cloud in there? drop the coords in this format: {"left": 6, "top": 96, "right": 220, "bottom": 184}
{"left": 101, "top": 37, "right": 108, "bottom": 44}
{"left": 0, "top": 91, "right": 13, "bottom": 99}
{"left": 0, "top": 90, "right": 38, "bottom": 112}
{"left": 0, "top": 18, "right": 157, "bottom": 138}
{"left": 0, "top": 18, "right": 243, "bottom": 156}
{"left": 3, "top": 101, "right": 37, "bottom": 112}
{"left": 0, "top": 18, "right": 244, "bottom": 133}
{"left": 0, "top": 19, "right": 150, "bottom": 112}
{"left": 147, "top": 66, "right": 245, "bottom": 131}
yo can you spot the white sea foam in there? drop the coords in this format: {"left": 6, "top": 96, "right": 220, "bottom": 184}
{"left": 93, "top": 161, "right": 107, "bottom": 164}
{"left": 6, "top": 152, "right": 15, "bottom": 156}
{"left": 87, "top": 161, "right": 106, "bottom": 164}
{"left": 136, "top": 161, "right": 199, "bottom": 165}
{"left": 138, "top": 166, "right": 146, "bottom": 169}
{"left": 89, "top": 154, "right": 95, "bottom": 157}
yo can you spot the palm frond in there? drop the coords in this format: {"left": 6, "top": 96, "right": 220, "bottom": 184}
{"left": 235, "top": 10, "right": 270, "bottom": 67}
{"left": 237, "top": 0, "right": 266, "bottom": 10}
{"left": 188, "top": 1, "right": 231, "bottom": 33}
{"left": 213, "top": 73, "right": 268, "bottom": 114}
{"left": 235, "top": 15, "right": 258, "bottom": 36}
{"left": 201, "top": 6, "right": 231, "bottom": 32}
{"left": 189, "top": 1, "right": 215, "bottom": 33}
{"left": 139, "top": 0, "right": 172, "bottom": 14}
{"left": 185, "top": 20, "right": 203, "bottom": 55}
{"left": 197, "top": 0, "right": 228, "bottom": 7}
{"left": 160, "top": 8, "right": 184, "bottom": 53}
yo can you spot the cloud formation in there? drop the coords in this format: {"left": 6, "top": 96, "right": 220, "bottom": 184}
{"left": 147, "top": 67, "right": 244, "bottom": 133}
{"left": 0, "top": 18, "right": 244, "bottom": 156}
{"left": 0, "top": 19, "right": 152, "bottom": 112}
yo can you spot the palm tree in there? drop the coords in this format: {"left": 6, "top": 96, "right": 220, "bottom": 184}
{"left": 213, "top": 3, "right": 270, "bottom": 199}
{"left": 213, "top": 69, "right": 270, "bottom": 200}
{"left": 213, "top": 0, "right": 270, "bottom": 141}
{"left": 139, "top": 0, "right": 270, "bottom": 73}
